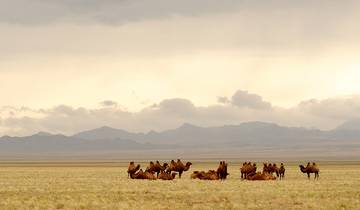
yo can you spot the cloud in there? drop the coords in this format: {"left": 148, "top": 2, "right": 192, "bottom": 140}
{"left": 2, "top": 89, "right": 360, "bottom": 136}
{"left": 1, "top": 0, "right": 359, "bottom": 25}
{"left": 230, "top": 90, "right": 272, "bottom": 110}
{"left": 100, "top": 100, "right": 118, "bottom": 107}
{"left": 217, "top": 96, "right": 230, "bottom": 104}
{"left": 297, "top": 95, "right": 360, "bottom": 120}
{"left": 0, "top": 0, "right": 243, "bottom": 25}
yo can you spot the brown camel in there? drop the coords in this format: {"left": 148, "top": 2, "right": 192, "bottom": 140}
{"left": 240, "top": 162, "right": 257, "bottom": 179}
{"left": 191, "top": 170, "right": 219, "bottom": 180}
{"left": 127, "top": 161, "right": 140, "bottom": 178}
{"left": 263, "top": 163, "right": 276, "bottom": 175}
{"left": 167, "top": 159, "right": 192, "bottom": 178}
{"left": 130, "top": 169, "right": 157, "bottom": 180}
{"left": 278, "top": 163, "right": 285, "bottom": 180}
{"left": 145, "top": 161, "right": 168, "bottom": 178}
{"left": 145, "top": 161, "right": 156, "bottom": 173}
{"left": 154, "top": 161, "right": 168, "bottom": 177}
{"left": 299, "top": 162, "right": 319, "bottom": 179}
{"left": 263, "top": 163, "right": 279, "bottom": 176}
{"left": 158, "top": 171, "right": 176, "bottom": 180}
{"left": 247, "top": 172, "right": 276, "bottom": 181}
{"left": 217, "top": 161, "right": 229, "bottom": 180}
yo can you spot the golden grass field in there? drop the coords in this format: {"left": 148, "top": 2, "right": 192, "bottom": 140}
{"left": 0, "top": 161, "right": 359, "bottom": 210}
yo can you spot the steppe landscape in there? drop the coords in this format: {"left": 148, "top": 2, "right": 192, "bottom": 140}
{"left": 0, "top": 161, "right": 359, "bottom": 210}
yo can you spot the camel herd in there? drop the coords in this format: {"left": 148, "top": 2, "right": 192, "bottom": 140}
{"left": 127, "top": 160, "right": 320, "bottom": 181}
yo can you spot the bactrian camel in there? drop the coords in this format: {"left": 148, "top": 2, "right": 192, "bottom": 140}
{"left": 299, "top": 162, "right": 319, "bottom": 179}
{"left": 167, "top": 159, "right": 192, "bottom": 178}
{"left": 240, "top": 162, "right": 257, "bottom": 179}
{"left": 127, "top": 162, "right": 140, "bottom": 178}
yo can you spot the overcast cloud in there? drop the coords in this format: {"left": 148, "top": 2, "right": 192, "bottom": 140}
{"left": 1, "top": 90, "right": 359, "bottom": 136}
{"left": 1, "top": 1, "right": 360, "bottom": 136}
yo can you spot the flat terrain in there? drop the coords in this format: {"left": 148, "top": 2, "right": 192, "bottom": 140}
{"left": 0, "top": 161, "right": 359, "bottom": 210}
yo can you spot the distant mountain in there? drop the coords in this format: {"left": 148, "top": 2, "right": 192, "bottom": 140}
{"left": 335, "top": 119, "right": 360, "bottom": 131}
{"left": 0, "top": 121, "right": 359, "bottom": 159}
{"left": 72, "top": 126, "right": 144, "bottom": 140}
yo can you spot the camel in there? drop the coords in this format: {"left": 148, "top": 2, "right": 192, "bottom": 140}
{"left": 247, "top": 172, "right": 276, "bottom": 181}
{"left": 130, "top": 169, "right": 157, "bottom": 180}
{"left": 191, "top": 170, "right": 219, "bottom": 180}
{"left": 158, "top": 171, "right": 176, "bottom": 180}
{"left": 146, "top": 161, "right": 168, "bottom": 178}
{"left": 263, "top": 163, "right": 278, "bottom": 176}
{"left": 217, "top": 161, "right": 229, "bottom": 180}
{"left": 299, "top": 162, "right": 320, "bottom": 179}
{"left": 278, "top": 163, "right": 285, "bottom": 180}
{"left": 167, "top": 159, "right": 192, "bottom": 178}
{"left": 240, "top": 162, "right": 257, "bottom": 179}
{"left": 145, "top": 161, "right": 156, "bottom": 173}
{"left": 127, "top": 161, "right": 140, "bottom": 178}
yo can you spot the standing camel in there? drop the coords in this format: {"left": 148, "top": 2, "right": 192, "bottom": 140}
{"left": 278, "top": 163, "right": 285, "bottom": 180}
{"left": 167, "top": 159, "right": 192, "bottom": 178}
{"left": 217, "top": 161, "right": 229, "bottom": 180}
{"left": 299, "top": 162, "right": 319, "bottom": 179}
{"left": 145, "top": 161, "right": 168, "bottom": 178}
{"left": 240, "top": 162, "right": 257, "bottom": 179}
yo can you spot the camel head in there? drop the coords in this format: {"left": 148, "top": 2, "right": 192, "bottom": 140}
{"left": 183, "top": 162, "right": 192, "bottom": 171}
{"left": 163, "top": 163, "right": 168, "bottom": 167}
{"left": 129, "top": 161, "right": 134, "bottom": 165}
{"left": 299, "top": 165, "right": 306, "bottom": 173}
{"left": 135, "top": 164, "right": 140, "bottom": 171}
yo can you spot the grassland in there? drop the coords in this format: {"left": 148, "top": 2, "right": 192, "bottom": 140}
{"left": 0, "top": 161, "right": 359, "bottom": 210}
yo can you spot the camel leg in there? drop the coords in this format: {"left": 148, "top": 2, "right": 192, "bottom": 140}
{"left": 179, "top": 171, "right": 183, "bottom": 178}
{"left": 307, "top": 173, "right": 310, "bottom": 179}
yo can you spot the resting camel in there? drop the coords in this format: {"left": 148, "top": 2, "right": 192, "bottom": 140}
{"left": 145, "top": 161, "right": 169, "bottom": 178}
{"left": 158, "top": 171, "right": 176, "bottom": 180}
{"left": 217, "top": 161, "right": 229, "bottom": 180}
{"left": 145, "top": 161, "right": 155, "bottom": 173}
{"left": 167, "top": 159, "right": 192, "bottom": 178}
{"left": 191, "top": 170, "right": 219, "bottom": 180}
{"left": 278, "top": 163, "right": 285, "bottom": 180}
{"left": 247, "top": 172, "right": 276, "bottom": 181}
{"left": 299, "top": 162, "right": 319, "bottom": 179}
{"left": 240, "top": 162, "right": 257, "bottom": 179}
{"left": 130, "top": 169, "right": 157, "bottom": 180}
{"left": 127, "top": 161, "right": 140, "bottom": 178}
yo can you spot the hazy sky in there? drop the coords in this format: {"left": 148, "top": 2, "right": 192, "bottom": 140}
{"left": 1, "top": 0, "right": 360, "bottom": 135}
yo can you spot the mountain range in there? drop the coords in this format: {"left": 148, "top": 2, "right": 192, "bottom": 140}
{"left": 1, "top": 121, "right": 359, "bottom": 160}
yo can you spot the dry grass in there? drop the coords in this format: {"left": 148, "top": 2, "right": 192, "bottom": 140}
{"left": 0, "top": 161, "right": 359, "bottom": 209}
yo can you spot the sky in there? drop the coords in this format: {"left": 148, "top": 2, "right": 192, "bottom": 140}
{"left": 1, "top": 0, "right": 360, "bottom": 136}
